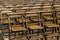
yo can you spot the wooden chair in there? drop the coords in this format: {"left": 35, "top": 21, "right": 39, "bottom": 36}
{"left": 44, "top": 22, "right": 59, "bottom": 33}
{"left": 7, "top": 14, "right": 27, "bottom": 40}
{"left": 0, "top": 13, "right": 13, "bottom": 40}
{"left": 0, "top": 13, "right": 14, "bottom": 38}
{"left": 35, "top": 3, "right": 42, "bottom": 7}
{"left": 25, "top": 11, "right": 44, "bottom": 36}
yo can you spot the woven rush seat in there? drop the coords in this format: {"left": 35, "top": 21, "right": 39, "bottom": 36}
{"left": 41, "top": 10, "right": 53, "bottom": 13}
{"left": 2, "top": 19, "right": 14, "bottom": 24}
{"left": 42, "top": 6, "right": 53, "bottom": 8}
{"left": 57, "top": 15, "right": 60, "bottom": 18}
{"left": 30, "top": 35, "right": 43, "bottom": 40}
{"left": 28, "top": 24, "right": 43, "bottom": 29}
{"left": 1, "top": 10, "right": 12, "bottom": 13}
{"left": 11, "top": 25, "right": 26, "bottom": 31}
{"left": 47, "top": 33, "right": 60, "bottom": 37}
{"left": 12, "top": 37, "right": 28, "bottom": 40}
{"left": 43, "top": 16, "right": 53, "bottom": 20}
{"left": 17, "top": 18, "right": 25, "bottom": 22}
{"left": 56, "top": 12, "right": 60, "bottom": 18}
{"left": 44, "top": 22, "right": 59, "bottom": 28}
{"left": 30, "top": 17, "right": 41, "bottom": 21}
{"left": 0, "top": 16, "right": 8, "bottom": 19}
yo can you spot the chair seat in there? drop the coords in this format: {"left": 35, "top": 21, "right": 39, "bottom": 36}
{"left": 30, "top": 16, "right": 41, "bottom": 21}
{"left": 54, "top": 5, "right": 60, "bottom": 7}
{"left": 43, "top": 4, "right": 52, "bottom": 6}
{"left": 17, "top": 18, "right": 26, "bottom": 23}
{"left": 21, "top": 7, "right": 30, "bottom": 10}
{"left": 31, "top": 18, "right": 41, "bottom": 21}
{"left": 28, "top": 24, "right": 43, "bottom": 29}
{"left": 1, "top": 11, "right": 12, "bottom": 13}
{"left": 56, "top": 10, "right": 60, "bottom": 12}
{"left": 0, "top": 16, "right": 7, "bottom": 19}
{"left": 47, "top": 34, "right": 56, "bottom": 37}
{"left": 0, "top": 14, "right": 8, "bottom": 19}
{"left": 42, "top": 6, "right": 52, "bottom": 8}
{"left": 55, "top": 8, "right": 60, "bottom": 11}
{"left": 41, "top": 10, "right": 53, "bottom": 12}
{"left": 31, "top": 6, "right": 41, "bottom": 9}
{"left": 12, "top": 37, "right": 27, "bottom": 40}
{"left": 0, "top": 6, "right": 4, "bottom": 8}
{"left": 0, "top": 8, "right": 8, "bottom": 11}
{"left": 57, "top": 15, "right": 60, "bottom": 18}
{"left": 3, "top": 19, "right": 14, "bottom": 24}
{"left": 43, "top": 16, "right": 53, "bottom": 20}
{"left": 35, "top": 4, "right": 41, "bottom": 6}
{"left": 16, "top": 5, "right": 25, "bottom": 7}
{"left": 43, "top": 8, "right": 52, "bottom": 10}
{"left": 2, "top": 29, "right": 9, "bottom": 33}
{"left": 54, "top": 33, "right": 60, "bottom": 36}
{"left": 9, "top": 15, "right": 22, "bottom": 18}
{"left": 11, "top": 25, "right": 26, "bottom": 31}
{"left": 26, "top": 11, "right": 40, "bottom": 14}
{"left": 42, "top": 13, "right": 52, "bottom": 15}
{"left": 18, "top": 18, "right": 30, "bottom": 23}
{"left": 7, "top": 13, "right": 23, "bottom": 15}
{"left": 30, "top": 36, "right": 42, "bottom": 40}
{"left": 57, "top": 20, "right": 60, "bottom": 24}
{"left": 44, "top": 22, "right": 59, "bottom": 28}
{"left": 47, "top": 33, "right": 59, "bottom": 37}
{"left": 5, "top": 5, "right": 13, "bottom": 8}
{"left": 26, "top": 14, "right": 38, "bottom": 17}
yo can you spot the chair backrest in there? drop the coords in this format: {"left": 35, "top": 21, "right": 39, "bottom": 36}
{"left": 12, "top": 37, "right": 28, "bottom": 40}
{"left": 30, "top": 6, "right": 41, "bottom": 12}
